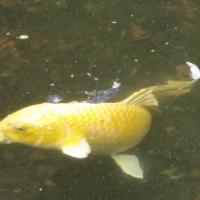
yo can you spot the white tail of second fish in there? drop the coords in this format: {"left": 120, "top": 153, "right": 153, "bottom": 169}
{"left": 186, "top": 62, "right": 200, "bottom": 80}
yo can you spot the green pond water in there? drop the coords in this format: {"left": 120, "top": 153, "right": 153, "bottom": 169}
{"left": 0, "top": 0, "right": 200, "bottom": 199}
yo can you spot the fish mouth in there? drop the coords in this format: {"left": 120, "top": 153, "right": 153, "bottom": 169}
{"left": 0, "top": 130, "right": 11, "bottom": 144}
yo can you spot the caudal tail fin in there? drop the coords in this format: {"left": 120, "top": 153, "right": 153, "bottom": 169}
{"left": 150, "top": 80, "right": 195, "bottom": 99}
{"left": 122, "top": 62, "right": 200, "bottom": 108}
{"left": 151, "top": 62, "right": 200, "bottom": 100}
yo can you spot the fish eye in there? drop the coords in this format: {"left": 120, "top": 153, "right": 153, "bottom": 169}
{"left": 17, "top": 127, "right": 26, "bottom": 132}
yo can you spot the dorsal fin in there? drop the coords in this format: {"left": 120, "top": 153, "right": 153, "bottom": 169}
{"left": 122, "top": 88, "right": 158, "bottom": 107}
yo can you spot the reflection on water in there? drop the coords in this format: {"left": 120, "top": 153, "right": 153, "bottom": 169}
{"left": 0, "top": 0, "right": 200, "bottom": 199}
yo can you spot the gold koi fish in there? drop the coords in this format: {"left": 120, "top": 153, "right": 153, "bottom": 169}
{"left": 0, "top": 62, "right": 199, "bottom": 178}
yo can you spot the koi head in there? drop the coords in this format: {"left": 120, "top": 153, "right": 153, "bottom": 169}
{"left": 0, "top": 104, "right": 68, "bottom": 148}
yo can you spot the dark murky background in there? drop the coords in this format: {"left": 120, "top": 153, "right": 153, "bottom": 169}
{"left": 0, "top": 0, "right": 200, "bottom": 199}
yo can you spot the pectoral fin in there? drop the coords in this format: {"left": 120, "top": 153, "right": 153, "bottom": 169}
{"left": 62, "top": 138, "right": 91, "bottom": 158}
{"left": 111, "top": 154, "right": 143, "bottom": 178}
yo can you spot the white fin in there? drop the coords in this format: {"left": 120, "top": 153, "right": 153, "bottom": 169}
{"left": 111, "top": 154, "right": 143, "bottom": 178}
{"left": 186, "top": 62, "right": 200, "bottom": 80}
{"left": 62, "top": 138, "right": 91, "bottom": 158}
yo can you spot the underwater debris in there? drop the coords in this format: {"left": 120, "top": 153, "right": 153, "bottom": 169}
{"left": 82, "top": 80, "right": 121, "bottom": 103}
{"left": 16, "top": 35, "right": 29, "bottom": 40}
{"left": 47, "top": 94, "right": 63, "bottom": 103}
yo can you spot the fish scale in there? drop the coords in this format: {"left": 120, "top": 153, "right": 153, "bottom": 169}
{"left": 56, "top": 102, "right": 151, "bottom": 155}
